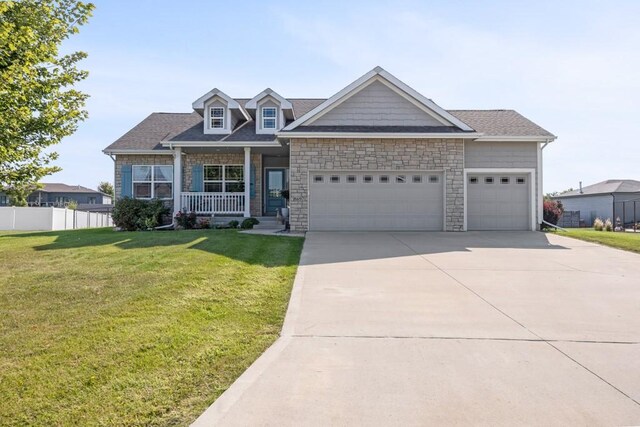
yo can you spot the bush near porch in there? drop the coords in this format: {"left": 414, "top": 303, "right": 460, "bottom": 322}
{"left": 0, "top": 228, "right": 303, "bottom": 425}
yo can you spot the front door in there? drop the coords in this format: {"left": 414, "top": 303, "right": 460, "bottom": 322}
{"left": 265, "top": 168, "right": 287, "bottom": 215}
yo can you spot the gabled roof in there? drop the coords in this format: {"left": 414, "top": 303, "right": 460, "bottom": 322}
{"left": 559, "top": 180, "right": 640, "bottom": 197}
{"left": 282, "top": 66, "right": 475, "bottom": 132}
{"left": 244, "top": 89, "right": 293, "bottom": 111}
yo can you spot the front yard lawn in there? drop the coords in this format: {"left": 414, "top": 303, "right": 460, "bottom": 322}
{"left": 563, "top": 228, "right": 640, "bottom": 254}
{"left": 0, "top": 228, "right": 303, "bottom": 426}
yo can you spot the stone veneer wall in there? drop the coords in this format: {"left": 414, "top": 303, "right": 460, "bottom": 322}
{"left": 114, "top": 153, "right": 262, "bottom": 217}
{"left": 289, "top": 138, "right": 464, "bottom": 232}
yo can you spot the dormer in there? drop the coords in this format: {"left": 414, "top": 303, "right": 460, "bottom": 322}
{"left": 244, "top": 89, "right": 294, "bottom": 134}
{"left": 192, "top": 88, "right": 249, "bottom": 134}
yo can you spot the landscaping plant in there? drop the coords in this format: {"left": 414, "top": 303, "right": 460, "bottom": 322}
{"left": 604, "top": 218, "right": 613, "bottom": 232}
{"left": 174, "top": 210, "right": 197, "bottom": 229}
{"left": 542, "top": 199, "right": 564, "bottom": 228}
{"left": 241, "top": 217, "right": 260, "bottom": 229}
{"left": 593, "top": 217, "right": 604, "bottom": 231}
{"left": 112, "top": 197, "right": 168, "bottom": 231}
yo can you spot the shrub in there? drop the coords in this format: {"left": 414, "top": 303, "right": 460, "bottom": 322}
{"left": 593, "top": 217, "right": 604, "bottom": 231}
{"left": 175, "top": 210, "right": 197, "bottom": 229}
{"left": 228, "top": 220, "right": 239, "bottom": 228}
{"left": 197, "top": 218, "right": 210, "bottom": 229}
{"left": 66, "top": 200, "right": 78, "bottom": 210}
{"left": 240, "top": 217, "right": 260, "bottom": 229}
{"left": 604, "top": 218, "right": 613, "bottom": 232}
{"left": 112, "top": 198, "right": 169, "bottom": 231}
{"left": 543, "top": 200, "right": 564, "bottom": 227}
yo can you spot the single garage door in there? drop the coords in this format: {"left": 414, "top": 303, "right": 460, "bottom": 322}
{"left": 467, "top": 173, "right": 531, "bottom": 230}
{"left": 309, "top": 171, "right": 443, "bottom": 231}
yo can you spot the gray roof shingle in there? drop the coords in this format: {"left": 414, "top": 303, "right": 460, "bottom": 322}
{"left": 38, "top": 183, "right": 103, "bottom": 194}
{"left": 558, "top": 180, "right": 640, "bottom": 197}
{"left": 448, "top": 110, "right": 554, "bottom": 137}
{"left": 104, "top": 100, "right": 554, "bottom": 152}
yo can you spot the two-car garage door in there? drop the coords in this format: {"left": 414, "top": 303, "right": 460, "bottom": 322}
{"left": 309, "top": 171, "right": 444, "bottom": 231}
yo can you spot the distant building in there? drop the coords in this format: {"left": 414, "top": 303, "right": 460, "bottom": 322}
{"left": 0, "top": 183, "right": 112, "bottom": 208}
{"left": 553, "top": 179, "right": 640, "bottom": 226}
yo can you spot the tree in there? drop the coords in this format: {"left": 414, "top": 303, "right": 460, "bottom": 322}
{"left": 97, "top": 181, "right": 114, "bottom": 198}
{"left": 0, "top": 0, "right": 94, "bottom": 206}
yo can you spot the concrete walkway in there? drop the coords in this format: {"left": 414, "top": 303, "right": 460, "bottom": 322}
{"left": 193, "top": 232, "right": 640, "bottom": 426}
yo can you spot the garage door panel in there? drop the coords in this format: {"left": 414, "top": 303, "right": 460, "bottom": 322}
{"left": 309, "top": 171, "right": 443, "bottom": 231}
{"left": 467, "top": 173, "right": 530, "bottom": 231}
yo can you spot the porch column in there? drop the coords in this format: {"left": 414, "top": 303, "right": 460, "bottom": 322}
{"left": 244, "top": 146, "right": 251, "bottom": 217}
{"left": 173, "top": 147, "right": 182, "bottom": 219}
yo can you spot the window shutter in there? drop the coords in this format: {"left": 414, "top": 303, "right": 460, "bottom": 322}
{"left": 250, "top": 163, "right": 256, "bottom": 199}
{"left": 192, "top": 165, "right": 203, "bottom": 192}
{"left": 121, "top": 165, "right": 132, "bottom": 198}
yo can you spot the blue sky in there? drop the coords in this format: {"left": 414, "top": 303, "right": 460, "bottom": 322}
{"left": 55, "top": 0, "right": 640, "bottom": 193}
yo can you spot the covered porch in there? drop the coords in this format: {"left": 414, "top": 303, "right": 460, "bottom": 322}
{"left": 171, "top": 144, "right": 289, "bottom": 218}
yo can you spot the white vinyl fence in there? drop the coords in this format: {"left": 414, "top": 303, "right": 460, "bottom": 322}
{"left": 0, "top": 207, "right": 113, "bottom": 231}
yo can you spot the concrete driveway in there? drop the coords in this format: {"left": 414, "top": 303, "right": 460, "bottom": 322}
{"left": 193, "top": 232, "right": 640, "bottom": 426}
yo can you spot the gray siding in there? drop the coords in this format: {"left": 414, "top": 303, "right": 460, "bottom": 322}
{"left": 556, "top": 194, "right": 614, "bottom": 226}
{"left": 311, "top": 80, "right": 445, "bottom": 127}
{"left": 464, "top": 141, "right": 540, "bottom": 226}
{"left": 613, "top": 193, "right": 640, "bottom": 225}
{"left": 464, "top": 141, "right": 537, "bottom": 168}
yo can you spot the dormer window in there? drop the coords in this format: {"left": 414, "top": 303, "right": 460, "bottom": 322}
{"left": 262, "top": 107, "right": 276, "bottom": 129}
{"left": 210, "top": 107, "right": 225, "bottom": 129}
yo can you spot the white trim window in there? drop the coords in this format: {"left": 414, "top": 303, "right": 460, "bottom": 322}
{"left": 204, "top": 165, "right": 244, "bottom": 193}
{"left": 262, "top": 107, "right": 276, "bottom": 129}
{"left": 210, "top": 107, "right": 225, "bottom": 129}
{"left": 132, "top": 165, "right": 173, "bottom": 199}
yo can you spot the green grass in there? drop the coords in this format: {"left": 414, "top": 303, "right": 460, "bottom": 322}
{"left": 0, "top": 228, "right": 304, "bottom": 426}
{"left": 563, "top": 228, "right": 640, "bottom": 253}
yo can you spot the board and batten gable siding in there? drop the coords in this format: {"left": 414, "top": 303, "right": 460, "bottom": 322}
{"left": 555, "top": 194, "right": 614, "bottom": 226}
{"left": 464, "top": 141, "right": 540, "bottom": 226}
{"left": 310, "top": 80, "right": 446, "bottom": 127}
{"left": 289, "top": 138, "right": 464, "bottom": 232}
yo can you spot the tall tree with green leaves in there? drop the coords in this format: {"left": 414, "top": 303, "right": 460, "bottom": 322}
{"left": 97, "top": 181, "right": 114, "bottom": 198}
{"left": 0, "top": 0, "right": 94, "bottom": 205}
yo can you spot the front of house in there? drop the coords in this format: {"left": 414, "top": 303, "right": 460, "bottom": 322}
{"left": 103, "top": 67, "right": 555, "bottom": 232}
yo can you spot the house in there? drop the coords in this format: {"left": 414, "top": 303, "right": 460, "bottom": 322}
{"left": 553, "top": 180, "right": 640, "bottom": 226}
{"left": 103, "top": 67, "right": 555, "bottom": 232}
{"left": 0, "top": 183, "right": 112, "bottom": 208}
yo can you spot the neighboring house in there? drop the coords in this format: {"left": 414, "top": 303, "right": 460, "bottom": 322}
{"left": 0, "top": 183, "right": 112, "bottom": 208}
{"left": 553, "top": 180, "right": 640, "bottom": 226}
{"left": 103, "top": 66, "right": 555, "bottom": 231}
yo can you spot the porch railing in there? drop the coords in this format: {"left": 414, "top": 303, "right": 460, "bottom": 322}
{"left": 180, "top": 192, "right": 245, "bottom": 214}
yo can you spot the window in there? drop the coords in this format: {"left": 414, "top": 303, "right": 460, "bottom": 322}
{"left": 347, "top": 175, "right": 356, "bottom": 183}
{"left": 0, "top": 195, "right": 7, "bottom": 205}
{"left": 330, "top": 175, "right": 340, "bottom": 183}
{"left": 133, "top": 165, "right": 173, "bottom": 199}
{"left": 363, "top": 175, "right": 373, "bottom": 183}
{"left": 500, "top": 177, "right": 510, "bottom": 184}
{"left": 428, "top": 175, "right": 439, "bottom": 183}
{"left": 396, "top": 175, "right": 406, "bottom": 183}
{"left": 314, "top": 175, "right": 324, "bottom": 183}
{"left": 210, "top": 107, "right": 225, "bottom": 129}
{"left": 88, "top": 197, "right": 96, "bottom": 204}
{"left": 204, "top": 165, "right": 244, "bottom": 192}
{"left": 379, "top": 175, "right": 389, "bottom": 183}
{"left": 484, "top": 177, "right": 494, "bottom": 184}
{"left": 412, "top": 175, "right": 422, "bottom": 183}
{"left": 516, "top": 177, "right": 526, "bottom": 184}
{"left": 469, "top": 177, "right": 478, "bottom": 184}
{"left": 262, "top": 107, "right": 276, "bottom": 129}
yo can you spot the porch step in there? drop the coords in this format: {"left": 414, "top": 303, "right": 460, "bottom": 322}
{"left": 253, "top": 216, "right": 284, "bottom": 230}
